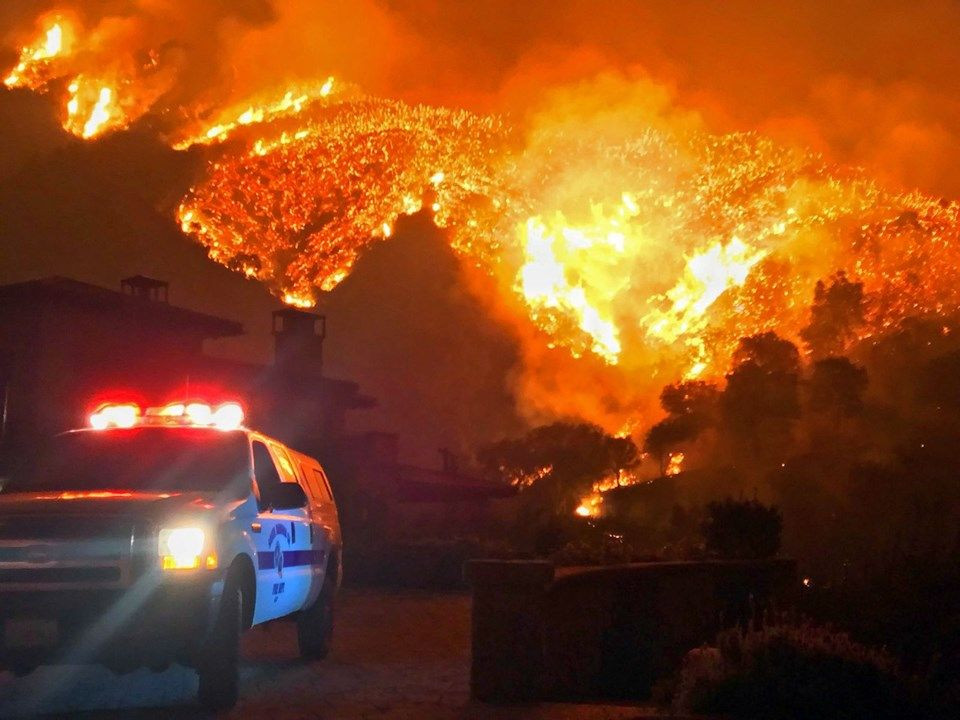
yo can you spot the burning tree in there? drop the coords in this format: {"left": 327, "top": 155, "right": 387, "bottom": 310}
{"left": 477, "top": 422, "right": 639, "bottom": 532}
{"left": 644, "top": 380, "right": 720, "bottom": 475}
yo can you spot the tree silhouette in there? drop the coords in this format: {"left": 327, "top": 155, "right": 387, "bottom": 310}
{"left": 660, "top": 380, "right": 721, "bottom": 420}
{"left": 800, "top": 271, "right": 865, "bottom": 359}
{"left": 644, "top": 414, "right": 698, "bottom": 476}
{"left": 701, "top": 497, "right": 782, "bottom": 559}
{"left": 477, "top": 422, "right": 639, "bottom": 515}
{"left": 733, "top": 331, "right": 801, "bottom": 375}
{"left": 915, "top": 349, "right": 960, "bottom": 416}
{"left": 722, "top": 332, "right": 801, "bottom": 459}
{"left": 808, "top": 357, "right": 868, "bottom": 432}
{"left": 645, "top": 380, "right": 721, "bottom": 474}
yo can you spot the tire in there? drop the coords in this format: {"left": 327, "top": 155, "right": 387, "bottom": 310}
{"left": 197, "top": 578, "right": 242, "bottom": 710}
{"left": 297, "top": 566, "right": 335, "bottom": 660}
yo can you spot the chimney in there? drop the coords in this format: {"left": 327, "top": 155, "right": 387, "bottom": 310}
{"left": 272, "top": 308, "right": 326, "bottom": 379}
{"left": 121, "top": 275, "right": 169, "bottom": 303}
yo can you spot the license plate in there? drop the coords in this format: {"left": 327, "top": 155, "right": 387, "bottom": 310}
{"left": 4, "top": 617, "right": 58, "bottom": 648}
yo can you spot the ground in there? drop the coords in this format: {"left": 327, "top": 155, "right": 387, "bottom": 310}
{"left": 0, "top": 589, "right": 663, "bottom": 719}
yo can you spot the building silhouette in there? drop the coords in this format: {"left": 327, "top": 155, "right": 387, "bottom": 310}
{"left": 0, "top": 275, "right": 512, "bottom": 546}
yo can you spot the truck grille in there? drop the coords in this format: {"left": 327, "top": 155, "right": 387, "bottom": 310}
{"left": 0, "top": 515, "right": 141, "bottom": 590}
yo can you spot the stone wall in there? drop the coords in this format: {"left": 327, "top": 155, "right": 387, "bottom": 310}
{"left": 467, "top": 559, "right": 797, "bottom": 703}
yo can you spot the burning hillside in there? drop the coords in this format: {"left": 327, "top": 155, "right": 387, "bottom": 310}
{"left": 172, "top": 87, "right": 960, "bottom": 430}
{"left": 5, "top": 3, "right": 960, "bottom": 435}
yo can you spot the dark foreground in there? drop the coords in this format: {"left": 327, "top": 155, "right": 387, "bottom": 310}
{"left": 0, "top": 589, "right": 660, "bottom": 719}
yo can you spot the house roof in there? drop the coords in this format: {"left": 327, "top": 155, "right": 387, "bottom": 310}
{"left": 0, "top": 276, "right": 243, "bottom": 339}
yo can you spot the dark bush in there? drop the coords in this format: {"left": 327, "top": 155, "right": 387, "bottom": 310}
{"left": 674, "top": 624, "right": 926, "bottom": 719}
{"left": 702, "top": 497, "right": 782, "bottom": 559}
{"left": 549, "top": 532, "right": 657, "bottom": 566}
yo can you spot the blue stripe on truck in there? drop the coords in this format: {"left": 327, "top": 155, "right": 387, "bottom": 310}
{"left": 257, "top": 549, "right": 326, "bottom": 570}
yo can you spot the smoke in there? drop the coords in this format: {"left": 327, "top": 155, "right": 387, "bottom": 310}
{"left": 7, "top": 1, "right": 960, "bottom": 189}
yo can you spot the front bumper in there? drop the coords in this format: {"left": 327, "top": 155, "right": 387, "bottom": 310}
{"left": 0, "top": 575, "right": 223, "bottom": 671}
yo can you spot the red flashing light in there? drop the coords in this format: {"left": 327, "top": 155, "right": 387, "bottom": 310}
{"left": 89, "top": 399, "right": 244, "bottom": 430}
{"left": 185, "top": 402, "right": 213, "bottom": 425}
{"left": 211, "top": 402, "right": 244, "bottom": 430}
{"left": 89, "top": 403, "right": 141, "bottom": 429}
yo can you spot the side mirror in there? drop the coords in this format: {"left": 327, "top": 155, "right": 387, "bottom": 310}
{"left": 270, "top": 482, "right": 308, "bottom": 510}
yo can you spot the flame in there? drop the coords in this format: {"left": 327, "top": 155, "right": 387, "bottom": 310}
{"left": 175, "top": 95, "right": 507, "bottom": 304}
{"left": 172, "top": 77, "right": 337, "bottom": 150}
{"left": 575, "top": 493, "right": 602, "bottom": 518}
{"left": 2, "top": 16, "right": 167, "bottom": 139}
{"left": 65, "top": 79, "right": 122, "bottom": 139}
{"left": 3, "top": 18, "right": 67, "bottom": 88}
{"left": 516, "top": 198, "right": 636, "bottom": 364}
{"left": 512, "top": 465, "right": 553, "bottom": 488}
{"left": 665, "top": 452, "right": 685, "bottom": 476}
{"left": 645, "top": 237, "right": 768, "bottom": 376}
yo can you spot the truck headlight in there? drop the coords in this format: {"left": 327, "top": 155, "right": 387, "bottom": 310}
{"left": 158, "top": 527, "right": 217, "bottom": 571}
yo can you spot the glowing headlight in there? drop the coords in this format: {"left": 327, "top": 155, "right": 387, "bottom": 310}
{"left": 158, "top": 527, "right": 217, "bottom": 571}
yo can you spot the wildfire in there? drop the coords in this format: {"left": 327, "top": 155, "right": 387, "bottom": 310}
{"left": 65, "top": 78, "right": 121, "bottom": 139}
{"left": 516, "top": 196, "right": 640, "bottom": 363}
{"left": 3, "top": 18, "right": 66, "bottom": 88}
{"left": 645, "top": 237, "right": 768, "bottom": 376}
{"left": 575, "top": 494, "right": 602, "bottom": 518}
{"left": 172, "top": 77, "right": 338, "bottom": 150}
{"left": 2, "top": 16, "right": 172, "bottom": 139}
{"left": 171, "top": 88, "right": 960, "bottom": 438}
{"left": 176, "top": 95, "right": 508, "bottom": 306}
{"left": 665, "top": 452, "right": 685, "bottom": 477}
{"left": 7, "top": 7, "right": 960, "bottom": 435}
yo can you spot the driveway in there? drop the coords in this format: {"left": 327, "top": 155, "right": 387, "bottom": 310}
{"left": 0, "top": 589, "right": 659, "bottom": 718}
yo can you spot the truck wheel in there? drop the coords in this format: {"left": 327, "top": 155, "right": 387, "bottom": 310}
{"left": 197, "top": 579, "right": 242, "bottom": 710}
{"left": 297, "top": 568, "right": 335, "bottom": 660}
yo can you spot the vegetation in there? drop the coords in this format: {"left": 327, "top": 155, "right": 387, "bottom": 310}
{"left": 673, "top": 623, "right": 925, "bottom": 719}
{"left": 472, "top": 271, "right": 960, "bottom": 713}
{"left": 800, "top": 271, "right": 866, "bottom": 359}
{"left": 644, "top": 380, "right": 719, "bottom": 474}
{"left": 701, "top": 498, "right": 782, "bottom": 559}
{"left": 477, "top": 421, "right": 638, "bottom": 552}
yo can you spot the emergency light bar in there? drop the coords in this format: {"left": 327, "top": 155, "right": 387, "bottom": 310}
{"left": 89, "top": 401, "right": 245, "bottom": 430}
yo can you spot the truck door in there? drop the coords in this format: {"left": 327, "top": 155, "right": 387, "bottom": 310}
{"left": 250, "top": 440, "right": 312, "bottom": 622}
{"left": 300, "top": 464, "right": 335, "bottom": 604}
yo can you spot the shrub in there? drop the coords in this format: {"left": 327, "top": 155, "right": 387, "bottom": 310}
{"left": 673, "top": 624, "right": 926, "bottom": 719}
{"left": 702, "top": 497, "right": 782, "bottom": 559}
{"left": 549, "top": 532, "right": 657, "bottom": 566}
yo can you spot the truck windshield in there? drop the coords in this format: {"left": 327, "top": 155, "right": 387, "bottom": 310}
{"left": 2, "top": 428, "right": 251, "bottom": 495}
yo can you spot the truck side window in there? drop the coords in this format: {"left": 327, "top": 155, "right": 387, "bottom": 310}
{"left": 312, "top": 469, "right": 333, "bottom": 501}
{"left": 252, "top": 441, "right": 282, "bottom": 506}
{"left": 270, "top": 445, "right": 298, "bottom": 482}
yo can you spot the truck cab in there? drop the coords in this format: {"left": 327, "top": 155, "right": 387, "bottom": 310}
{"left": 0, "top": 400, "right": 342, "bottom": 710}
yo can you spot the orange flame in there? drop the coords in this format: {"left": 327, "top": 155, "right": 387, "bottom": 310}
{"left": 3, "top": 17, "right": 67, "bottom": 89}
{"left": 665, "top": 452, "right": 685, "bottom": 476}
